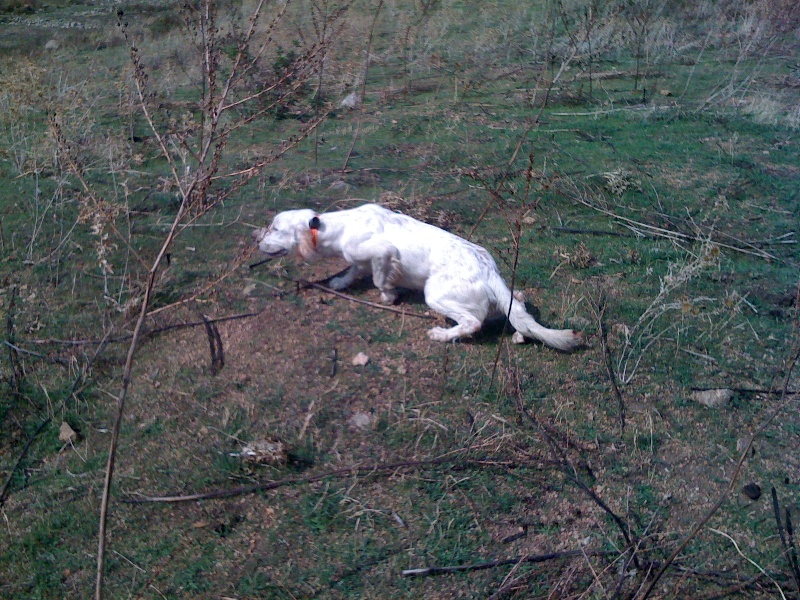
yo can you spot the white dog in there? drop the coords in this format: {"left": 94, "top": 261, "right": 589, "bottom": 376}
{"left": 253, "top": 203, "right": 581, "bottom": 351}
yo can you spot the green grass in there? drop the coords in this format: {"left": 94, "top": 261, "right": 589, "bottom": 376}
{"left": 1, "top": 0, "right": 799, "bottom": 598}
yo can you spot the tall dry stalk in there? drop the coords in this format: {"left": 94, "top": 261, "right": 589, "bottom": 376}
{"left": 616, "top": 240, "right": 721, "bottom": 384}
{"left": 44, "top": 2, "right": 345, "bottom": 597}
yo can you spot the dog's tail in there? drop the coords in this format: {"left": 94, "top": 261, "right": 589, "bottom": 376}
{"left": 491, "top": 275, "right": 582, "bottom": 352}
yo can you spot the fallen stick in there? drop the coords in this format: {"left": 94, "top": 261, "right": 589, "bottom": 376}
{"left": 402, "top": 549, "right": 609, "bottom": 577}
{"left": 0, "top": 418, "right": 51, "bottom": 507}
{"left": 23, "top": 311, "right": 263, "bottom": 348}
{"left": 298, "top": 279, "right": 437, "bottom": 320}
{"left": 124, "top": 456, "right": 495, "bottom": 504}
{"left": 571, "top": 195, "right": 777, "bottom": 261}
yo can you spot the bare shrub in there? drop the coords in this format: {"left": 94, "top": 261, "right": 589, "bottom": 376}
{"left": 759, "top": 0, "right": 800, "bottom": 39}
{"left": 615, "top": 240, "right": 728, "bottom": 384}
{"left": 27, "top": 2, "right": 352, "bottom": 596}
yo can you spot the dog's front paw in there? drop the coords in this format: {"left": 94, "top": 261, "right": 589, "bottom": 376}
{"left": 380, "top": 290, "right": 398, "bottom": 304}
{"left": 511, "top": 331, "right": 525, "bottom": 344}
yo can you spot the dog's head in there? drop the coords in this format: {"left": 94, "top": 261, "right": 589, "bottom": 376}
{"left": 253, "top": 209, "right": 319, "bottom": 260}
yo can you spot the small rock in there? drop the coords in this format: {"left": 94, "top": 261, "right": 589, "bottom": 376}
{"left": 351, "top": 352, "right": 370, "bottom": 366}
{"left": 340, "top": 92, "right": 360, "bottom": 109}
{"left": 690, "top": 388, "right": 733, "bottom": 409}
{"left": 659, "top": 89, "right": 672, "bottom": 96}
{"left": 242, "top": 283, "right": 257, "bottom": 297}
{"left": 736, "top": 436, "right": 754, "bottom": 454}
{"left": 742, "top": 482, "right": 762, "bottom": 501}
{"left": 349, "top": 411, "right": 374, "bottom": 430}
{"left": 59, "top": 421, "right": 77, "bottom": 444}
{"left": 45, "top": 39, "right": 59, "bottom": 52}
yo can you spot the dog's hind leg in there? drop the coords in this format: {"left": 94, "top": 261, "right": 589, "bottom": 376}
{"left": 424, "top": 283, "right": 488, "bottom": 342}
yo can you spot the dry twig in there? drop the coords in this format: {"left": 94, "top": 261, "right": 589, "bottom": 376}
{"left": 124, "top": 455, "right": 495, "bottom": 503}
{"left": 772, "top": 486, "right": 800, "bottom": 595}
{"left": 341, "top": 0, "right": 384, "bottom": 172}
{"left": 568, "top": 191, "right": 777, "bottom": 261}
{"left": 402, "top": 549, "right": 608, "bottom": 578}
{"left": 299, "top": 279, "right": 436, "bottom": 320}
{"left": 512, "top": 374, "right": 642, "bottom": 572}
{"left": 588, "top": 285, "right": 626, "bottom": 433}
{"left": 91, "top": 3, "right": 337, "bottom": 597}
{"left": 0, "top": 417, "right": 50, "bottom": 507}
{"left": 200, "top": 313, "right": 224, "bottom": 375}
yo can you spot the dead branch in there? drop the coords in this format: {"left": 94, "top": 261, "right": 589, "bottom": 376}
{"left": 513, "top": 384, "right": 641, "bottom": 571}
{"left": 200, "top": 313, "right": 224, "bottom": 375}
{"left": 148, "top": 311, "right": 264, "bottom": 337}
{"left": 123, "top": 455, "right": 493, "bottom": 504}
{"left": 0, "top": 417, "right": 50, "bottom": 507}
{"left": 588, "top": 285, "right": 625, "bottom": 433}
{"left": 401, "top": 549, "right": 608, "bottom": 577}
{"left": 299, "top": 279, "right": 437, "bottom": 320}
{"left": 95, "top": 181, "right": 190, "bottom": 600}
{"left": 27, "top": 311, "right": 263, "bottom": 348}
{"left": 693, "top": 572, "right": 772, "bottom": 599}
{"left": 487, "top": 155, "right": 541, "bottom": 389}
{"left": 341, "top": 0, "right": 384, "bottom": 172}
{"left": 1, "top": 339, "right": 70, "bottom": 367}
{"left": 772, "top": 487, "right": 800, "bottom": 595}
{"left": 553, "top": 226, "right": 634, "bottom": 238}
{"left": 568, "top": 192, "right": 778, "bottom": 261}
{"left": 145, "top": 245, "right": 257, "bottom": 318}
{"left": 690, "top": 387, "right": 798, "bottom": 396}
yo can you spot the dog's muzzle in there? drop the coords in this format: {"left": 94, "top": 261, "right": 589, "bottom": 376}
{"left": 253, "top": 228, "right": 289, "bottom": 258}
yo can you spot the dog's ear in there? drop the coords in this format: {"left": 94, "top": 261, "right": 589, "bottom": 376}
{"left": 309, "top": 216, "right": 321, "bottom": 230}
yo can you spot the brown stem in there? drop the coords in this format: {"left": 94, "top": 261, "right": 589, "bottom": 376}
{"left": 299, "top": 279, "right": 436, "bottom": 320}
{"left": 402, "top": 549, "right": 610, "bottom": 577}
{"left": 341, "top": 0, "right": 384, "bottom": 172}
{"left": 590, "top": 288, "right": 626, "bottom": 433}
{"left": 0, "top": 417, "right": 50, "bottom": 507}
{"left": 124, "top": 455, "right": 487, "bottom": 504}
{"left": 95, "top": 199, "right": 190, "bottom": 600}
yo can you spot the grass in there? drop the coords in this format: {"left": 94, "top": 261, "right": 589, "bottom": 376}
{"left": 1, "top": 0, "right": 799, "bottom": 598}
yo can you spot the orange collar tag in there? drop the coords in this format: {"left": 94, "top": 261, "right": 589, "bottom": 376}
{"left": 310, "top": 227, "right": 318, "bottom": 249}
